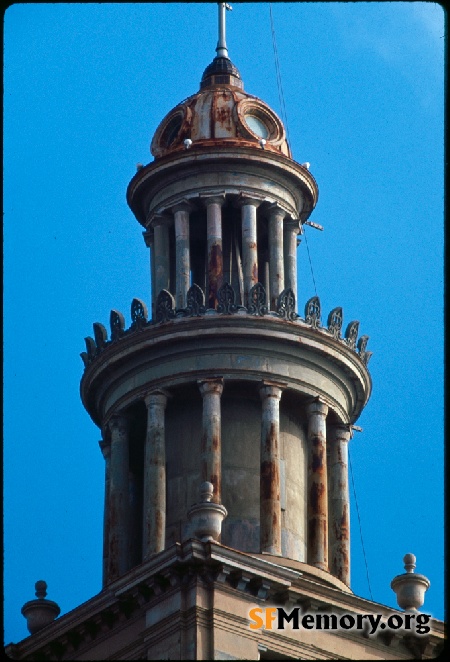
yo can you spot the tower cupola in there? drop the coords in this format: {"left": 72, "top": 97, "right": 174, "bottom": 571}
{"left": 81, "top": 2, "right": 372, "bottom": 594}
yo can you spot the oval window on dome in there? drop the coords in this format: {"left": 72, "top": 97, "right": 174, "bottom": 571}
{"left": 161, "top": 114, "right": 183, "bottom": 147}
{"left": 244, "top": 114, "right": 269, "bottom": 139}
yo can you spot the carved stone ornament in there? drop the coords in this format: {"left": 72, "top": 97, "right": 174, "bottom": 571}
{"left": 217, "top": 282, "right": 238, "bottom": 314}
{"left": 84, "top": 336, "right": 96, "bottom": 362}
{"left": 130, "top": 297, "right": 148, "bottom": 330}
{"left": 357, "top": 334, "right": 373, "bottom": 365}
{"left": 248, "top": 282, "right": 268, "bottom": 316}
{"left": 305, "top": 295, "right": 321, "bottom": 328}
{"left": 345, "top": 320, "right": 360, "bottom": 350}
{"left": 93, "top": 322, "right": 108, "bottom": 350}
{"left": 277, "top": 288, "right": 297, "bottom": 321}
{"left": 80, "top": 352, "right": 89, "bottom": 367}
{"left": 110, "top": 309, "right": 126, "bottom": 341}
{"left": 327, "top": 306, "right": 343, "bottom": 339}
{"left": 185, "top": 283, "right": 206, "bottom": 316}
{"left": 155, "top": 289, "right": 176, "bottom": 323}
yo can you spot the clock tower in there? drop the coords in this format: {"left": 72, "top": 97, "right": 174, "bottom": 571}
{"left": 8, "top": 5, "right": 443, "bottom": 660}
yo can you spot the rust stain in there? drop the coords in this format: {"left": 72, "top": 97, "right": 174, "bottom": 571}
{"left": 264, "top": 421, "right": 278, "bottom": 454}
{"left": 215, "top": 106, "right": 231, "bottom": 124}
{"left": 310, "top": 449, "right": 324, "bottom": 473}
{"left": 309, "top": 480, "right": 325, "bottom": 514}
{"left": 208, "top": 243, "right": 223, "bottom": 278}
{"left": 260, "top": 460, "right": 280, "bottom": 501}
{"left": 211, "top": 473, "right": 221, "bottom": 503}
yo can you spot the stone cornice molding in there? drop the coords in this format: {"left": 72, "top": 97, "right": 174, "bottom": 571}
{"left": 6, "top": 541, "right": 445, "bottom": 661}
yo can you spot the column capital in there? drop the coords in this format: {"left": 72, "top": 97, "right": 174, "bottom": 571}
{"left": 284, "top": 217, "right": 301, "bottom": 232}
{"left": 266, "top": 202, "right": 287, "bottom": 220}
{"left": 147, "top": 211, "right": 172, "bottom": 228}
{"left": 198, "top": 377, "right": 224, "bottom": 397}
{"left": 330, "top": 424, "right": 351, "bottom": 443}
{"left": 201, "top": 194, "right": 226, "bottom": 208}
{"left": 99, "top": 439, "right": 111, "bottom": 460}
{"left": 142, "top": 229, "right": 154, "bottom": 247}
{"left": 172, "top": 199, "right": 192, "bottom": 214}
{"left": 259, "top": 381, "right": 286, "bottom": 401}
{"left": 306, "top": 399, "right": 329, "bottom": 417}
{"left": 144, "top": 390, "right": 170, "bottom": 409}
{"left": 235, "top": 192, "right": 263, "bottom": 209}
{"left": 106, "top": 413, "right": 129, "bottom": 436}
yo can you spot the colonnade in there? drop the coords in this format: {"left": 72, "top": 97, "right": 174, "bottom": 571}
{"left": 145, "top": 195, "right": 300, "bottom": 312}
{"left": 100, "top": 385, "right": 351, "bottom": 588}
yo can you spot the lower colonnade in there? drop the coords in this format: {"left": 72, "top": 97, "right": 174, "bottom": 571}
{"left": 100, "top": 379, "right": 351, "bottom": 589}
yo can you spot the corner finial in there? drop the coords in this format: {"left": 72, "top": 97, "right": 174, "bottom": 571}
{"left": 216, "top": 2, "right": 232, "bottom": 59}
{"left": 391, "top": 553, "right": 430, "bottom": 612}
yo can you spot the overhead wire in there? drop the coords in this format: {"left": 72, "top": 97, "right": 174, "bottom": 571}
{"left": 269, "top": 4, "right": 373, "bottom": 601}
{"left": 349, "top": 447, "right": 374, "bottom": 601}
{"left": 269, "top": 3, "right": 318, "bottom": 299}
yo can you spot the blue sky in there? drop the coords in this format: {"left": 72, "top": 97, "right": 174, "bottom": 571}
{"left": 3, "top": 2, "right": 445, "bottom": 644}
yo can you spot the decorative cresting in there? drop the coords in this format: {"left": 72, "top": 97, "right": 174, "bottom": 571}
{"left": 357, "top": 334, "right": 373, "bottom": 366}
{"left": 81, "top": 286, "right": 372, "bottom": 368}
{"left": 277, "top": 288, "right": 297, "bottom": 321}
{"left": 155, "top": 289, "right": 176, "bottom": 323}
{"left": 345, "top": 320, "right": 359, "bottom": 350}
{"left": 184, "top": 283, "right": 207, "bottom": 317}
{"left": 217, "top": 281, "right": 240, "bottom": 314}
{"left": 110, "top": 309, "right": 126, "bottom": 341}
{"left": 327, "top": 307, "right": 343, "bottom": 339}
{"left": 247, "top": 282, "right": 269, "bottom": 316}
{"left": 305, "top": 295, "right": 321, "bottom": 328}
{"left": 130, "top": 298, "right": 148, "bottom": 330}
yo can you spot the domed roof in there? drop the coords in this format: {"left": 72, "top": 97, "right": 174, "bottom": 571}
{"left": 200, "top": 55, "right": 242, "bottom": 89}
{"left": 150, "top": 57, "right": 291, "bottom": 160}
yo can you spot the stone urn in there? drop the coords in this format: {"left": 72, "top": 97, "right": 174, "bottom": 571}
{"left": 188, "top": 481, "right": 227, "bottom": 542}
{"left": 391, "top": 554, "right": 430, "bottom": 612}
{"left": 21, "top": 581, "right": 61, "bottom": 634}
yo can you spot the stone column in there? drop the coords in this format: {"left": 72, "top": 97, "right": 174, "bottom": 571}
{"left": 143, "top": 229, "right": 156, "bottom": 320}
{"left": 153, "top": 215, "right": 170, "bottom": 296}
{"left": 99, "top": 437, "right": 111, "bottom": 588}
{"left": 328, "top": 425, "right": 351, "bottom": 585}
{"left": 306, "top": 400, "right": 329, "bottom": 571}
{"left": 173, "top": 202, "right": 191, "bottom": 309}
{"left": 239, "top": 197, "right": 260, "bottom": 306}
{"left": 259, "top": 382, "right": 284, "bottom": 556}
{"left": 142, "top": 391, "right": 168, "bottom": 560}
{"left": 204, "top": 196, "right": 225, "bottom": 309}
{"left": 284, "top": 219, "right": 299, "bottom": 299}
{"left": 198, "top": 378, "right": 224, "bottom": 503}
{"left": 267, "top": 204, "right": 285, "bottom": 310}
{"left": 107, "top": 414, "right": 130, "bottom": 582}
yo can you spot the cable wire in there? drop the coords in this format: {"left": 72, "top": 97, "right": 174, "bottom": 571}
{"left": 269, "top": 4, "right": 319, "bottom": 297}
{"left": 269, "top": 4, "right": 291, "bottom": 146}
{"left": 269, "top": 4, "right": 373, "bottom": 603}
{"left": 303, "top": 231, "right": 318, "bottom": 298}
{"left": 349, "top": 448, "right": 374, "bottom": 601}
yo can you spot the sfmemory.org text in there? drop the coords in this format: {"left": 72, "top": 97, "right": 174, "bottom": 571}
{"left": 248, "top": 607, "right": 431, "bottom": 635}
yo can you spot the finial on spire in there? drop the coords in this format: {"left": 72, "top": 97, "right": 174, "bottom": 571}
{"left": 216, "top": 2, "right": 232, "bottom": 59}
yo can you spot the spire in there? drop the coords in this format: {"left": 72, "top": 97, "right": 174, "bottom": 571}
{"left": 216, "top": 2, "right": 231, "bottom": 59}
